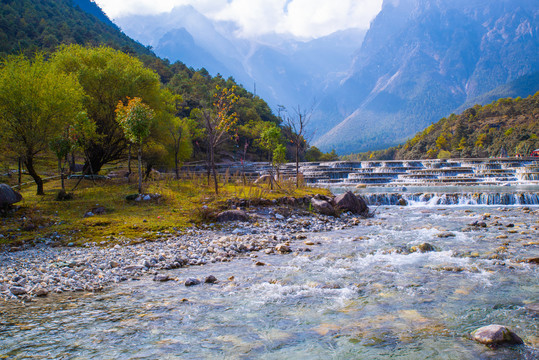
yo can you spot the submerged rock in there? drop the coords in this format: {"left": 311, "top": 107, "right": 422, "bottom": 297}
{"left": 204, "top": 275, "right": 218, "bottom": 284}
{"left": 410, "top": 243, "right": 436, "bottom": 253}
{"left": 471, "top": 324, "right": 523, "bottom": 346}
{"left": 525, "top": 303, "right": 539, "bottom": 315}
{"left": 184, "top": 278, "right": 201, "bottom": 287}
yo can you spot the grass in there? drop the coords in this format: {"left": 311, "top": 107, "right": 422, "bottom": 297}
{"left": 0, "top": 173, "right": 330, "bottom": 247}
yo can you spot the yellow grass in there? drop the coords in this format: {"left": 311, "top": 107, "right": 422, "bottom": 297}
{"left": 1, "top": 174, "right": 329, "bottom": 247}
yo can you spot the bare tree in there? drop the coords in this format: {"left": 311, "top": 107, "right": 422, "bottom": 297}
{"left": 286, "top": 105, "right": 313, "bottom": 187}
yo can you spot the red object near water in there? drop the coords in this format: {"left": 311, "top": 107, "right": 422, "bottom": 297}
{"left": 530, "top": 149, "right": 539, "bottom": 157}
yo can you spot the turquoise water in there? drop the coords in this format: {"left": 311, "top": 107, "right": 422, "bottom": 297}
{"left": 1, "top": 206, "right": 538, "bottom": 359}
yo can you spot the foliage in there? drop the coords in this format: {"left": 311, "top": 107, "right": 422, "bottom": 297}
{"left": 347, "top": 93, "right": 539, "bottom": 160}
{"left": 52, "top": 45, "right": 171, "bottom": 173}
{"left": 115, "top": 97, "right": 155, "bottom": 145}
{"left": 0, "top": 53, "right": 85, "bottom": 194}
{"left": 0, "top": 0, "right": 151, "bottom": 58}
{"left": 116, "top": 97, "right": 155, "bottom": 194}
{"left": 200, "top": 85, "right": 239, "bottom": 194}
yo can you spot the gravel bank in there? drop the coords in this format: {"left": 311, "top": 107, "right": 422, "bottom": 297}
{"left": 0, "top": 208, "right": 364, "bottom": 301}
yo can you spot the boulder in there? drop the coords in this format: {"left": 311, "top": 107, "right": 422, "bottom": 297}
{"left": 333, "top": 191, "right": 368, "bottom": 215}
{"left": 204, "top": 275, "right": 218, "bottom": 284}
{"left": 216, "top": 210, "right": 249, "bottom": 223}
{"left": 471, "top": 324, "right": 523, "bottom": 346}
{"left": 0, "top": 184, "right": 22, "bottom": 208}
{"left": 254, "top": 174, "right": 273, "bottom": 184}
{"left": 311, "top": 198, "right": 336, "bottom": 216}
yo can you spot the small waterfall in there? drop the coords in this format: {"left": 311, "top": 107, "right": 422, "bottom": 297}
{"left": 363, "top": 192, "right": 539, "bottom": 206}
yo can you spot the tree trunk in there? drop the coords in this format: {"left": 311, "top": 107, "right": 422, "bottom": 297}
{"left": 58, "top": 158, "right": 65, "bottom": 191}
{"left": 25, "top": 156, "right": 44, "bottom": 195}
{"left": 210, "top": 146, "right": 219, "bottom": 195}
{"left": 137, "top": 146, "right": 143, "bottom": 194}
{"left": 207, "top": 150, "right": 212, "bottom": 187}
{"left": 127, "top": 144, "right": 132, "bottom": 183}
{"left": 295, "top": 143, "right": 299, "bottom": 188}
{"left": 174, "top": 150, "right": 179, "bottom": 180}
{"left": 18, "top": 157, "right": 22, "bottom": 188}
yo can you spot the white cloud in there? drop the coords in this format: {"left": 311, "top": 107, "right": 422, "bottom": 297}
{"left": 94, "top": 0, "right": 383, "bottom": 39}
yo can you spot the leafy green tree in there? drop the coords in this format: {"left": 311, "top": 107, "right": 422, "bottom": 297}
{"left": 259, "top": 124, "right": 283, "bottom": 189}
{"left": 167, "top": 117, "right": 194, "bottom": 179}
{"left": 52, "top": 45, "right": 169, "bottom": 174}
{"left": 0, "top": 54, "right": 84, "bottom": 195}
{"left": 116, "top": 97, "right": 155, "bottom": 194}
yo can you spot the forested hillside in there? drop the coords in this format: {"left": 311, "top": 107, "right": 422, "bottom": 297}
{"left": 0, "top": 0, "right": 333, "bottom": 184}
{"left": 0, "top": 0, "right": 151, "bottom": 56}
{"left": 346, "top": 93, "right": 539, "bottom": 160}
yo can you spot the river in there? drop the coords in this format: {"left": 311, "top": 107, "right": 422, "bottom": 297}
{"left": 1, "top": 204, "right": 538, "bottom": 359}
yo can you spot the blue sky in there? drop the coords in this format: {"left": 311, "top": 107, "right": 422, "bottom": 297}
{"left": 94, "top": 0, "right": 383, "bottom": 39}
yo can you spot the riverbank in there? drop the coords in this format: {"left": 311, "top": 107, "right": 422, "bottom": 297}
{"left": 0, "top": 204, "right": 364, "bottom": 301}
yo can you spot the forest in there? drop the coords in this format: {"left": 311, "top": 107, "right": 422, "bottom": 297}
{"left": 345, "top": 93, "right": 539, "bottom": 161}
{"left": 0, "top": 0, "right": 337, "bottom": 196}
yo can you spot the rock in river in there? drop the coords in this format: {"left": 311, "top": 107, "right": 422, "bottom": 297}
{"left": 333, "top": 191, "right": 368, "bottom": 215}
{"left": 185, "top": 278, "right": 201, "bottom": 287}
{"left": 471, "top": 324, "right": 523, "bottom": 346}
{"left": 311, "top": 198, "right": 336, "bottom": 217}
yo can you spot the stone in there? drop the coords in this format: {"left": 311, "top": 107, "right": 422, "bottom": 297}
{"left": 10, "top": 286, "right": 27, "bottom": 296}
{"left": 437, "top": 232, "right": 455, "bottom": 238}
{"left": 216, "top": 210, "right": 249, "bottom": 223}
{"left": 471, "top": 324, "right": 523, "bottom": 346}
{"left": 525, "top": 257, "right": 539, "bottom": 265}
{"left": 333, "top": 191, "right": 368, "bottom": 215}
{"left": 275, "top": 213, "right": 285, "bottom": 220}
{"left": 411, "top": 243, "right": 436, "bottom": 253}
{"left": 184, "top": 278, "right": 201, "bottom": 287}
{"left": 143, "top": 195, "right": 151, "bottom": 201}
{"left": 204, "top": 275, "right": 218, "bottom": 284}
{"left": 34, "top": 288, "right": 49, "bottom": 297}
{"left": 0, "top": 184, "right": 22, "bottom": 208}
{"left": 275, "top": 244, "right": 291, "bottom": 253}
{"left": 311, "top": 198, "right": 336, "bottom": 216}
{"left": 255, "top": 261, "right": 266, "bottom": 266}
{"left": 153, "top": 274, "right": 171, "bottom": 282}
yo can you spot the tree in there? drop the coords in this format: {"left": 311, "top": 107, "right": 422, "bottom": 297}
{"left": 52, "top": 45, "right": 169, "bottom": 174}
{"left": 199, "top": 85, "right": 238, "bottom": 195}
{"left": 286, "top": 105, "right": 312, "bottom": 187}
{"left": 0, "top": 54, "right": 84, "bottom": 195}
{"left": 167, "top": 117, "right": 194, "bottom": 179}
{"left": 116, "top": 97, "right": 155, "bottom": 194}
{"left": 258, "top": 124, "right": 283, "bottom": 190}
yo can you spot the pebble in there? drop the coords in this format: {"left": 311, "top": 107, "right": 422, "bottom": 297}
{"left": 0, "top": 209, "right": 363, "bottom": 300}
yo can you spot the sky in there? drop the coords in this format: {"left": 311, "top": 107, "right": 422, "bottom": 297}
{"left": 93, "top": 0, "right": 384, "bottom": 39}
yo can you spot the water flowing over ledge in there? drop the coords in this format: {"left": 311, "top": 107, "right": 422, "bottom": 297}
{"left": 362, "top": 192, "right": 539, "bottom": 206}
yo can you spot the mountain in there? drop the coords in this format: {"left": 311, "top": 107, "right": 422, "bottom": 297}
{"left": 0, "top": 0, "right": 152, "bottom": 57}
{"left": 115, "top": 7, "right": 366, "bottom": 112}
{"left": 314, "top": 0, "right": 539, "bottom": 154}
{"left": 347, "top": 91, "right": 539, "bottom": 160}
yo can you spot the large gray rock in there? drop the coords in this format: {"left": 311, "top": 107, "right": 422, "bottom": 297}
{"left": 311, "top": 198, "right": 336, "bottom": 216}
{"left": 471, "top": 324, "right": 524, "bottom": 346}
{"left": 0, "top": 184, "right": 22, "bottom": 207}
{"left": 333, "top": 191, "right": 368, "bottom": 215}
{"left": 216, "top": 210, "right": 249, "bottom": 222}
